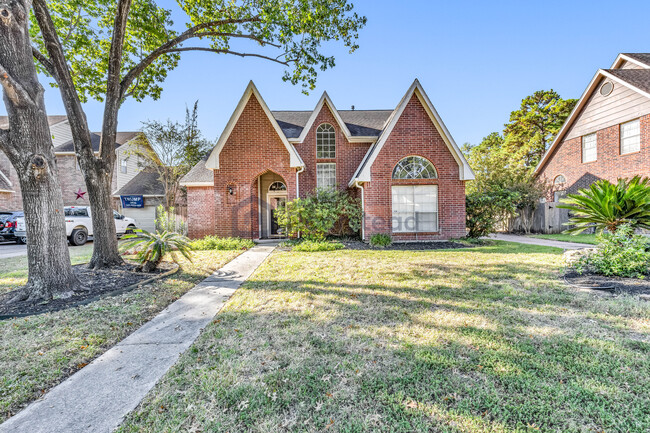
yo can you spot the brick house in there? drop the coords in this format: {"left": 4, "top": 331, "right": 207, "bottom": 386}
{"left": 0, "top": 116, "right": 163, "bottom": 229}
{"left": 181, "top": 80, "right": 474, "bottom": 241}
{"left": 536, "top": 53, "right": 650, "bottom": 200}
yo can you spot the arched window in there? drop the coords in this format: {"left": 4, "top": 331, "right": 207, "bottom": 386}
{"left": 554, "top": 175, "right": 566, "bottom": 186}
{"left": 316, "top": 124, "right": 336, "bottom": 159}
{"left": 269, "top": 181, "right": 287, "bottom": 192}
{"left": 392, "top": 156, "right": 438, "bottom": 179}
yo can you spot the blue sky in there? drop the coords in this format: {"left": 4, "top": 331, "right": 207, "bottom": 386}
{"left": 9, "top": 0, "right": 650, "bottom": 146}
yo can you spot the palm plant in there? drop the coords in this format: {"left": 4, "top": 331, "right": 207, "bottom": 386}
{"left": 121, "top": 229, "right": 192, "bottom": 272}
{"left": 558, "top": 176, "right": 650, "bottom": 234}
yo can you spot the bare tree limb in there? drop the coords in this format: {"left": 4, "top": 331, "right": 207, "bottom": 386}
{"left": 160, "top": 47, "right": 291, "bottom": 66}
{"left": 31, "top": 47, "right": 58, "bottom": 81}
{"left": 119, "top": 16, "right": 261, "bottom": 99}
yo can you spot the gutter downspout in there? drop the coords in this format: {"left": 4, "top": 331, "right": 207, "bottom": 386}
{"left": 295, "top": 166, "right": 305, "bottom": 199}
{"left": 353, "top": 180, "right": 365, "bottom": 241}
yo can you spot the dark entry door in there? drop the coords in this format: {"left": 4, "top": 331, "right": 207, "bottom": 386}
{"left": 270, "top": 196, "right": 286, "bottom": 236}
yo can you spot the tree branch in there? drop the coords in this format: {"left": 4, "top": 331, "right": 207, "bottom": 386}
{"left": 0, "top": 62, "right": 36, "bottom": 106}
{"left": 31, "top": 47, "right": 58, "bottom": 81}
{"left": 32, "top": 0, "right": 95, "bottom": 163}
{"left": 99, "top": 0, "right": 132, "bottom": 164}
{"left": 119, "top": 16, "right": 261, "bottom": 99}
{"left": 159, "top": 47, "right": 291, "bottom": 66}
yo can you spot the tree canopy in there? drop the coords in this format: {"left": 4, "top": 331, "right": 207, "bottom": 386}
{"left": 30, "top": 0, "right": 367, "bottom": 103}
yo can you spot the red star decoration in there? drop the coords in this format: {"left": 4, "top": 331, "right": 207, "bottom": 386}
{"left": 75, "top": 188, "right": 87, "bottom": 200}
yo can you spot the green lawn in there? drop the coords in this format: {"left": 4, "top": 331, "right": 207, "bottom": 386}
{"left": 117, "top": 242, "right": 650, "bottom": 432}
{"left": 0, "top": 249, "right": 242, "bottom": 421}
{"left": 529, "top": 233, "right": 598, "bottom": 245}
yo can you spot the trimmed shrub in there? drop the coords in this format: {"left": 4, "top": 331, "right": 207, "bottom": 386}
{"left": 275, "top": 188, "right": 362, "bottom": 241}
{"left": 569, "top": 224, "right": 650, "bottom": 278}
{"left": 369, "top": 233, "right": 392, "bottom": 248}
{"left": 190, "top": 236, "right": 255, "bottom": 251}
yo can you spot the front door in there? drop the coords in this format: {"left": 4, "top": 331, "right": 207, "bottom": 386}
{"left": 268, "top": 195, "right": 287, "bottom": 237}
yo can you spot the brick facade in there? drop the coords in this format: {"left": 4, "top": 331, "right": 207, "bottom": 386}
{"left": 0, "top": 152, "right": 120, "bottom": 211}
{"left": 538, "top": 114, "right": 650, "bottom": 199}
{"left": 186, "top": 85, "right": 469, "bottom": 241}
{"left": 364, "top": 95, "right": 467, "bottom": 241}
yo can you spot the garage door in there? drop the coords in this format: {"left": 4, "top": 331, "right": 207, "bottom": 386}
{"left": 121, "top": 206, "right": 156, "bottom": 232}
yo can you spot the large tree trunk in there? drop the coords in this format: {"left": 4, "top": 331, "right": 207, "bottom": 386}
{"left": 0, "top": 0, "right": 81, "bottom": 301}
{"left": 85, "top": 162, "right": 123, "bottom": 268}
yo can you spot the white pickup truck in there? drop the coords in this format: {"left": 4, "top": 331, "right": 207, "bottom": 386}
{"left": 14, "top": 206, "right": 138, "bottom": 246}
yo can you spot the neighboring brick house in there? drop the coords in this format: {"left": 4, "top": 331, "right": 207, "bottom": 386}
{"left": 536, "top": 53, "right": 650, "bottom": 200}
{"left": 0, "top": 116, "right": 162, "bottom": 227}
{"left": 181, "top": 80, "right": 474, "bottom": 241}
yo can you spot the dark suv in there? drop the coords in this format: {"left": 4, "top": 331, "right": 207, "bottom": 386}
{"left": 0, "top": 211, "right": 25, "bottom": 244}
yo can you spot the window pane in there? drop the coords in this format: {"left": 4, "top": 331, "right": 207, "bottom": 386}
{"left": 317, "top": 163, "right": 336, "bottom": 189}
{"left": 316, "top": 124, "right": 336, "bottom": 159}
{"left": 392, "top": 185, "right": 438, "bottom": 232}
{"left": 621, "top": 120, "right": 641, "bottom": 154}
{"left": 392, "top": 156, "right": 437, "bottom": 179}
{"left": 582, "top": 133, "right": 597, "bottom": 163}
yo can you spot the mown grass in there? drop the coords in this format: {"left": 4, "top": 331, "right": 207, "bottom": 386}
{"left": 117, "top": 242, "right": 650, "bottom": 432}
{"left": 529, "top": 233, "right": 598, "bottom": 245}
{"left": 0, "top": 249, "right": 241, "bottom": 421}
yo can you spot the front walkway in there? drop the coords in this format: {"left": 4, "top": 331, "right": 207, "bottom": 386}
{"left": 0, "top": 244, "right": 277, "bottom": 433}
{"left": 489, "top": 233, "right": 592, "bottom": 250}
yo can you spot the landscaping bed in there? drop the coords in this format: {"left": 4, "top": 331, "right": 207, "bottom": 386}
{"left": 341, "top": 239, "right": 471, "bottom": 250}
{"left": 0, "top": 261, "right": 176, "bottom": 319}
{"left": 564, "top": 269, "right": 650, "bottom": 296}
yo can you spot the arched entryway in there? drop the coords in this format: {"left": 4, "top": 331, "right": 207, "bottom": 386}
{"left": 257, "top": 171, "right": 288, "bottom": 238}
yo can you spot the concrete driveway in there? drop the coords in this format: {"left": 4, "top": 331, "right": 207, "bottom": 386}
{"left": 0, "top": 241, "right": 27, "bottom": 259}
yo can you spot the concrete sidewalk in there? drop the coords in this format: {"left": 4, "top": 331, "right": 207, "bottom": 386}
{"left": 489, "top": 233, "right": 593, "bottom": 250}
{"left": 0, "top": 244, "right": 277, "bottom": 433}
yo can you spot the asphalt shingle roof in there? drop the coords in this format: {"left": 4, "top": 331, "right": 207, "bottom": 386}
{"left": 114, "top": 170, "right": 165, "bottom": 197}
{"left": 271, "top": 110, "right": 392, "bottom": 138}
{"left": 605, "top": 68, "right": 650, "bottom": 95}
{"left": 623, "top": 53, "right": 650, "bottom": 67}
{"left": 180, "top": 156, "right": 213, "bottom": 184}
{"left": 54, "top": 131, "right": 139, "bottom": 153}
{"left": 0, "top": 115, "right": 68, "bottom": 130}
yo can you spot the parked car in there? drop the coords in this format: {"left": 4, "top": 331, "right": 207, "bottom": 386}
{"left": 13, "top": 216, "right": 27, "bottom": 245}
{"left": 65, "top": 206, "right": 138, "bottom": 246}
{"left": 0, "top": 211, "right": 25, "bottom": 244}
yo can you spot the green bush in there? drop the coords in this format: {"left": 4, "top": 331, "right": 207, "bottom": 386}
{"left": 559, "top": 176, "right": 650, "bottom": 234}
{"left": 190, "top": 236, "right": 255, "bottom": 251}
{"left": 275, "top": 188, "right": 362, "bottom": 241}
{"left": 369, "top": 233, "right": 392, "bottom": 247}
{"left": 122, "top": 229, "right": 192, "bottom": 272}
{"left": 570, "top": 225, "right": 650, "bottom": 278}
{"left": 291, "top": 240, "right": 345, "bottom": 252}
{"left": 465, "top": 189, "right": 517, "bottom": 238}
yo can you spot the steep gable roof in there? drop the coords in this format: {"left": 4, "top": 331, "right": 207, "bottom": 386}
{"left": 272, "top": 109, "right": 391, "bottom": 139}
{"left": 349, "top": 79, "right": 474, "bottom": 186}
{"left": 611, "top": 53, "right": 650, "bottom": 69}
{"left": 205, "top": 81, "right": 305, "bottom": 170}
{"left": 536, "top": 57, "right": 650, "bottom": 174}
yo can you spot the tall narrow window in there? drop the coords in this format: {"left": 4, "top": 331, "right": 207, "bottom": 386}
{"left": 621, "top": 119, "right": 641, "bottom": 154}
{"left": 316, "top": 124, "right": 336, "bottom": 159}
{"left": 120, "top": 159, "right": 128, "bottom": 174}
{"left": 582, "top": 133, "right": 597, "bottom": 163}
{"left": 316, "top": 163, "right": 336, "bottom": 189}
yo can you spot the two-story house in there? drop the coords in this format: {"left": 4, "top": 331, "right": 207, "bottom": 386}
{"left": 536, "top": 53, "right": 650, "bottom": 199}
{"left": 0, "top": 116, "right": 163, "bottom": 231}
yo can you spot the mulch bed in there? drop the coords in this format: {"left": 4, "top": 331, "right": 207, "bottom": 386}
{"left": 341, "top": 240, "right": 472, "bottom": 251}
{"left": 564, "top": 270, "right": 650, "bottom": 296}
{"left": 0, "top": 262, "right": 177, "bottom": 319}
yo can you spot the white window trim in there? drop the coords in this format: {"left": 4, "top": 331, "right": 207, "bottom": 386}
{"left": 316, "top": 123, "right": 336, "bottom": 159}
{"left": 620, "top": 119, "right": 641, "bottom": 155}
{"left": 582, "top": 133, "right": 597, "bottom": 163}
{"left": 316, "top": 163, "right": 336, "bottom": 189}
{"left": 391, "top": 185, "right": 439, "bottom": 233}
